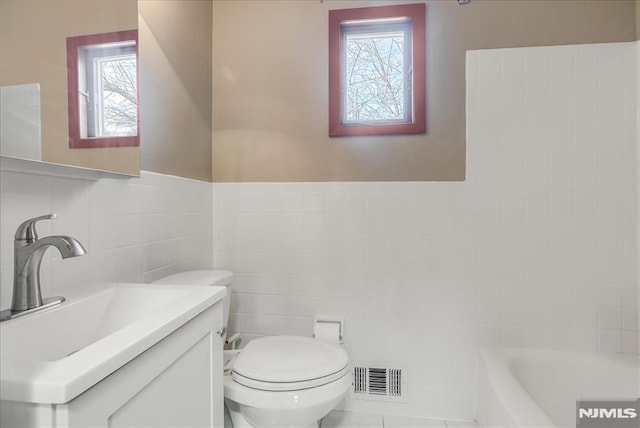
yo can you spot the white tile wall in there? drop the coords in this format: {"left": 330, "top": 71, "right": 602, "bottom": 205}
{"left": 0, "top": 166, "right": 214, "bottom": 307}
{"left": 213, "top": 42, "right": 639, "bottom": 420}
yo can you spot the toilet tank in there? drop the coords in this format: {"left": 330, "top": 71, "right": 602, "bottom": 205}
{"left": 151, "top": 270, "right": 234, "bottom": 337}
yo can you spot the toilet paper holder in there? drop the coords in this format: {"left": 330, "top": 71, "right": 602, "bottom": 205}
{"left": 313, "top": 315, "right": 344, "bottom": 344}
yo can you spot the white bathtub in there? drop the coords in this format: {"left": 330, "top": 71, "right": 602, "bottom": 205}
{"left": 477, "top": 348, "right": 640, "bottom": 428}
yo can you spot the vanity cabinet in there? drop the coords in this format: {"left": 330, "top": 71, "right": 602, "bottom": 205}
{"left": 1, "top": 303, "right": 223, "bottom": 428}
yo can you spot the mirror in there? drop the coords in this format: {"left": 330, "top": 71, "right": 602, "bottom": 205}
{"left": 0, "top": 83, "right": 42, "bottom": 161}
{"left": 0, "top": 0, "right": 140, "bottom": 176}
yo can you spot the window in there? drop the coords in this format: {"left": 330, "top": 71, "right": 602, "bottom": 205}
{"left": 67, "top": 30, "right": 139, "bottom": 149}
{"left": 81, "top": 43, "right": 137, "bottom": 138}
{"left": 329, "top": 4, "right": 425, "bottom": 137}
{"left": 342, "top": 20, "right": 411, "bottom": 125}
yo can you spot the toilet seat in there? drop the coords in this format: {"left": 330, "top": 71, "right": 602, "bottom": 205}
{"left": 233, "top": 365, "right": 350, "bottom": 391}
{"left": 231, "top": 336, "right": 349, "bottom": 391}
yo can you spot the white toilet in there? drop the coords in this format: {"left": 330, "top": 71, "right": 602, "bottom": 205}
{"left": 152, "top": 270, "right": 350, "bottom": 428}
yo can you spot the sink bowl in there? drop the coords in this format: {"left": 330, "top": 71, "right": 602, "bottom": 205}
{"left": 0, "top": 283, "right": 226, "bottom": 404}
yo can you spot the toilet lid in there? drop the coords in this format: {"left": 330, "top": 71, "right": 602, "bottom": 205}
{"left": 232, "top": 336, "right": 349, "bottom": 391}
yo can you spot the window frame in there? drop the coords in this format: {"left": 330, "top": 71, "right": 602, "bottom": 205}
{"left": 329, "top": 3, "right": 425, "bottom": 137}
{"left": 66, "top": 30, "right": 139, "bottom": 149}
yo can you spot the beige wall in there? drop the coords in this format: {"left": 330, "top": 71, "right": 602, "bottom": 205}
{"left": 0, "top": 0, "right": 139, "bottom": 175}
{"left": 138, "top": 0, "right": 213, "bottom": 182}
{"left": 637, "top": 0, "right": 640, "bottom": 39}
{"left": 213, "top": 0, "right": 637, "bottom": 182}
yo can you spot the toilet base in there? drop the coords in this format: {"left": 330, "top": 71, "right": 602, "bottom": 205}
{"left": 225, "top": 399, "right": 318, "bottom": 428}
{"left": 222, "top": 346, "right": 348, "bottom": 428}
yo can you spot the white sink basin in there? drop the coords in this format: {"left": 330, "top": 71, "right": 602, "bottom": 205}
{"left": 0, "top": 283, "right": 225, "bottom": 404}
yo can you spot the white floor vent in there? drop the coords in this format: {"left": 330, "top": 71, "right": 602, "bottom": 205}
{"left": 350, "top": 362, "right": 407, "bottom": 402}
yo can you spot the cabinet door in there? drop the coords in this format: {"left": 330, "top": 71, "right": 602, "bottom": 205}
{"left": 56, "top": 304, "right": 223, "bottom": 428}
{"left": 0, "top": 401, "right": 55, "bottom": 428}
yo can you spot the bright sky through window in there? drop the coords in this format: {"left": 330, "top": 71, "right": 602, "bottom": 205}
{"left": 95, "top": 54, "right": 137, "bottom": 137}
{"left": 344, "top": 29, "right": 406, "bottom": 123}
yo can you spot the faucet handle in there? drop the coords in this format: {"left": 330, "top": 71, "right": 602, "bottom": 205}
{"left": 14, "top": 214, "right": 57, "bottom": 242}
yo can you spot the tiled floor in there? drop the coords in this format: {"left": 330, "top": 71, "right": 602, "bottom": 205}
{"left": 443, "top": 421, "right": 477, "bottom": 428}
{"left": 320, "top": 411, "right": 476, "bottom": 428}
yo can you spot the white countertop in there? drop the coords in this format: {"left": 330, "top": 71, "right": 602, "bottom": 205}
{"left": 0, "top": 283, "right": 226, "bottom": 404}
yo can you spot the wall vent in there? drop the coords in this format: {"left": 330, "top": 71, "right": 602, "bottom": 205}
{"left": 350, "top": 361, "right": 407, "bottom": 402}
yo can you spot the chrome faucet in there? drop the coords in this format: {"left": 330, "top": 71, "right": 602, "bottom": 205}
{"left": 0, "top": 214, "right": 87, "bottom": 321}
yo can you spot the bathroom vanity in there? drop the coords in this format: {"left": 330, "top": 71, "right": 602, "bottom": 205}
{"left": 0, "top": 283, "right": 226, "bottom": 427}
